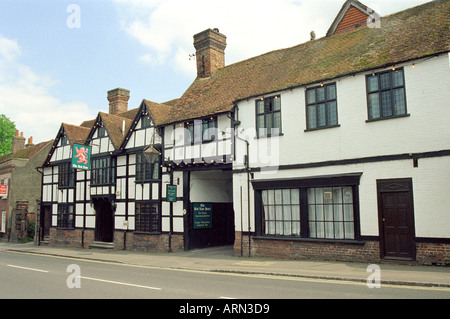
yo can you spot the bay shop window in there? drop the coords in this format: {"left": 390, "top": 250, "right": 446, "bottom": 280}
{"left": 253, "top": 175, "right": 361, "bottom": 241}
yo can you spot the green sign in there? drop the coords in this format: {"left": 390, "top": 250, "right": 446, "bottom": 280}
{"left": 166, "top": 185, "right": 177, "bottom": 202}
{"left": 72, "top": 144, "right": 91, "bottom": 170}
{"left": 193, "top": 203, "right": 212, "bottom": 229}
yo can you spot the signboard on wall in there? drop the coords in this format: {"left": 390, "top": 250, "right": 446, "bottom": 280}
{"left": 72, "top": 144, "right": 91, "bottom": 170}
{"left": 0, "top": 185, "right": 7, "bottom": 198}
{"left": 193, "top": 203, "right": 212, "bottom": 229}
{"left": 166, "top": 185, "right": 177, "bottom": 202}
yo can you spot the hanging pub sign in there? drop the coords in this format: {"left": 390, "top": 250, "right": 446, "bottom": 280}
{"left": 72, "top": 144, "right": 92, "bottom": 170}
{"left": 193, "top": 203, "right": 212, "bottom": 229}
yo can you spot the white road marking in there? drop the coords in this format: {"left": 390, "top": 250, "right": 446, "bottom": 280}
{"left": 80, "top": 276, "right": 162, "bottom": 290}
{"left": 7, "top": 264, "right": 49, "bottom": 273}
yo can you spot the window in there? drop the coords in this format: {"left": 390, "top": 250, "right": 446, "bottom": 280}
{"left": 141, "top": 114, "right": 152, "bottom": 129}
{"left": 366, "top": 68, "right": 407, "bottom": 120}
{"left": 97, "top": 125, "right": 106, "bottom": 137}
{"left": 91, "top": 157, "right": 115, "bottom": 185}
{"left": 306, "top": 83, "right": 338, "bottom": 130}
{"left": 57, "top": 204, "right": 74, "bottom": 228}
{"left": 58, "top": 163, "right": 75, "bottom": 188}
{"left": 136, "top": 153, "right": 160, "bottom": 182}
{"left": 262, "top": 189, "right": 301, "bottom": 236}
{"left": 307, "top": 187, "right": 354, "bottom": 239}
{"left": 256, "top": 96, "right": 281, "bottom": 137}
{"left": 185, "top": 117, "right": 217, "bottom": 144}
{"left": 135, "top": 202, "right": 160, "bottom": 233}
{"left": 255, "top": 176, "right": 361, "bottom": 241}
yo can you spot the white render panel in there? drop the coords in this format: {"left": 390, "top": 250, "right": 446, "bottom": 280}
{"left": 75, "top": 216, "right": 84, "bottom": 228}
{"left": 135, "top": 129, "right": 145, "bottom": 147}
{"left": 76, "top": 203, "right": 84, "bottom": 215}
{"left": 152, "top": 183, "right": 159, "bottom": 200}
{"left": 173, "top": 217, "right": 184, "bottom": 232}
{"left": 117, "top": 155, "right": 127, "bottom": 166}
{"left": 116, "top": 202, "right": 126, "bottom": 215}
{"left": 86, "top": 216, "right": 95, "bottom": 228}
{"left": 162, "top": 217, "right": 170, "bottom": 232}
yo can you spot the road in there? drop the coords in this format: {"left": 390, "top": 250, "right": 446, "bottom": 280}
{"left": 1, "top": 250, "right": 449, "bottom": 301}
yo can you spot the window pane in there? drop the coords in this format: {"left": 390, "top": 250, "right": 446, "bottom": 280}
{"left": 265, "top": 113, "right": 272, "bottom": 131}
{"left": 335, "top": 222, "right": 344, "bottom": 239}
{"left": 309, "top": 222, "right": 316, "bottom": 238}
{"left": 317, "top": 87, "right": 325, "bottom": 102}
{"left": 343, "top": 187, "right": 353, "bottom": 203}
{"left": 292, "top": 222, "right": 300, "bottom": 236}
{"left": 292, "top": 205, "right": 300, "bottom": 220}
{"left": 327, "top": 101, "right": 337, "bottom": 126}
{"left": 326, "top": 84, "right": 336, "bottom": 100}
{"left": 317, "top": 103, "right": 326, "bottom": 127}
{"left": 344, "top": 222, "right": 355, "bottom": 239}
{"left": 256, "top": 100, "right": 264, "bottom": 114}
{"left": 325, "top": 222, "right": 334, "bottom": 239}
{"left": 273, "top": 97, "right": 281, "bottom": 111}
{"left": 392, "top": 69, "right": 404, "bottom": 87}
{"left": 368, "top": 93, "right": 380, "bottom": 119}
{"left": 291, "top": 189, "right": 300, "bottom": 204}
{"left": 256, "top": 115, "right": 264, "bottom": 131}
{"left": 282, "top": 189, "right": 291, "bottom": 204}
{"left": 381, "top": 91, "right": 393, "bottom": 117}
{"left": 307, "top": 105, "right": 317, "bottom": 129}
{"left": 367, "top": 75, "right": 378, "bottom": 92}
{"left": 393, "top": 88, "right": 406, "bottom": 115}
{"left": 306, "top": 89, "right": 316, "bottom": 104}
{"left": 273, "top": 112, "right": 281, "bottom": 131}
{"left": 380, "top": 72, "right": 391, "bottom": 90}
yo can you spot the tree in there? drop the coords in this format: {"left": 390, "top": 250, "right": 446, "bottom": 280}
{"left": 0, "top": 114, "right": 16, "bottom": 157}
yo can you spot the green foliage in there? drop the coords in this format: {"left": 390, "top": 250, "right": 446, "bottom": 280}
{"left": 0, "top": 114, "right": 16, "bottom": 157}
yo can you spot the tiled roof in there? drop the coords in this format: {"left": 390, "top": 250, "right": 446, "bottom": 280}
{"left": 62, "top": 123, "right": 91, "bottom": 146}
{"left": 152, "top": 0, "right": 449, "bottom": 126}
{"left": 0, "top": 140, "right": 53, "bottom": 163}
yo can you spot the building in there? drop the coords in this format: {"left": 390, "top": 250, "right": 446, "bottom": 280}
{"left": 0, "top": 131, "right": 53, "bottom": 242}
{"left": 40, "top": 0, "right": 450, "bottom": 264}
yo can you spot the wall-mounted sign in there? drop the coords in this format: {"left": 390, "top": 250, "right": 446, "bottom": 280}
{"left": 166, "top": 185, "right": 177, "bottom": 202}
{"left": 72, "top": 144, "right": 92, "bottom": 170}
{"left": 0, "top": 185, "right": 8, "bottom": 198}
{"left": 193, "top": 203, "right": 212, "bottom": 229}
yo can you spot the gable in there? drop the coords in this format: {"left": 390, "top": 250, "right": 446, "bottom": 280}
{"left": 326, "top": 0, "right": 377, "bottom": 37}
{"left": 122, "top": 100, "right": 161, "bottom": 150}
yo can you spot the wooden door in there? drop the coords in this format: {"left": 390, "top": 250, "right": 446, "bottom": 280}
{"left": 94, "top": 198, "right": 114, "bottom": 242}
{"left": 377, "top": 179, "right": 416, "bottom": 261}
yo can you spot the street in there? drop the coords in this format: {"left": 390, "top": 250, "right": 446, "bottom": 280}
{"left": 1, "top": 250, "right": 449, "bottom": 300}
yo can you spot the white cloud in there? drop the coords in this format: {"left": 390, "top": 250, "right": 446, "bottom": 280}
{"left": 114, "top": 0, "right": 430, "bottom": 79}
{"left": 0, "top": 34, "right": 94, "bottom": 143}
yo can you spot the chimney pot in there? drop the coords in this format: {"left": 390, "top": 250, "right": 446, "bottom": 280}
{"left": 108, "top": 88, "right": 130, "bottom": 115}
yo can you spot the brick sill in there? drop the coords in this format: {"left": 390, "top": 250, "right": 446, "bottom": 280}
{"left": 253, "top": 235, "right": 366, "bottom": 245}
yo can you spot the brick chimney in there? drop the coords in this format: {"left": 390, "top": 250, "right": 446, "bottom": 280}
{"left": 26, "top": 136, "right": 34, "bottom": 148}
{"left": 193, "top": 28, "right": 227, "bottom": 78}
{"left": 107, "top": 88, "right": 130, "bottom": 115}
{"left": 12, "top": 130, "right": 26, "bottom": 154}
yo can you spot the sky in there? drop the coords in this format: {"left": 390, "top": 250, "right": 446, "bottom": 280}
{"left": 0, "top": 0, "right": 431, "bottom": 143}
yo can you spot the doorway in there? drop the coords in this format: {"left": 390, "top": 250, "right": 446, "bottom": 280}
{"left": 377, "top": 179, "right": 416, "bottom": 261}
{"left": 41, "top": 205, "right": 52, "bottom": 239}
{"left": 93, "top": 197, "right": 114, "bottom": 242}
{"left": 185, "top": 169, "right": 234, "bottom": 250}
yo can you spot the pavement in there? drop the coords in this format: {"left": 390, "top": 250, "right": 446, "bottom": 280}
{"left": 1, "top": 241, "right": 449, "bottom": 289}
